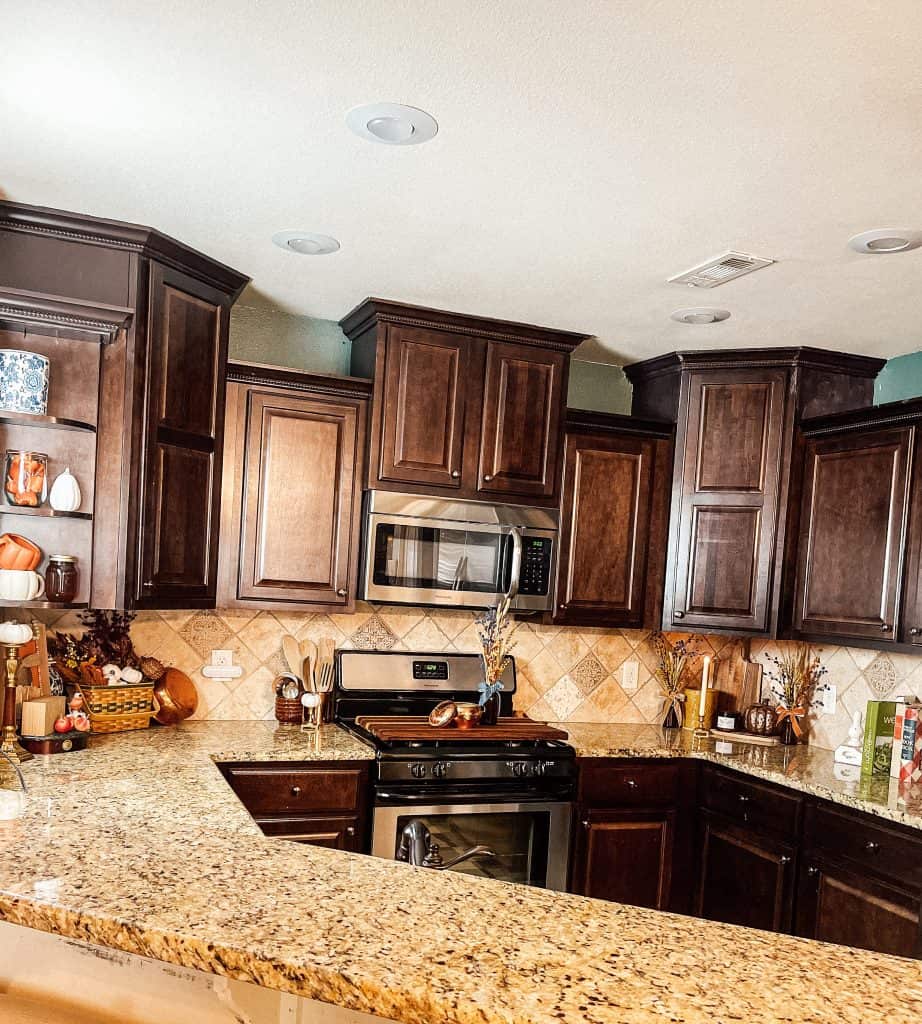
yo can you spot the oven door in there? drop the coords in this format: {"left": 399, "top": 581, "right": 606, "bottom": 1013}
{"left": 371, "top": 797, "right": 572, "bottom": 891}
{"left": 363, "top": 512, "right": 556, "bottom": 611}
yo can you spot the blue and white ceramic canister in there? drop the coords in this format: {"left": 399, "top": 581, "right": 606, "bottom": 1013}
{"left": 0, "top": 350, "right": 50, "bottom": 415}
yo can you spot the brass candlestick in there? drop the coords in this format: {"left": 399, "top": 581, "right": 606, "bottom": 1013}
{"left": 0, "top": 642, "right": 32, "bottom": 763}
{"left": 693, "top": 710, "right": 709, "bottom": 739}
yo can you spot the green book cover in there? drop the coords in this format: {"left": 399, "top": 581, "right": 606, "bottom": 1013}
{"left": 861, "top": 700, "right": 898, "bottom": 775}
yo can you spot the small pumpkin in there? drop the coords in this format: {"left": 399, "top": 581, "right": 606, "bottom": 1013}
{"left": 120, "top": 666, "right": 143, "bottom": 684}
{"left": 0, "top": 620, "right": 33, "bottom": 645}
{"left": 49, "top": 467, "right": 81, "bottom": 513}
{"left": 744, "top": 699, "right": 778, "bottom": 736}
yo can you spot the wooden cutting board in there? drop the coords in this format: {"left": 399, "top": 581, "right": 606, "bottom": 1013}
{"left": 355, "top": 715, "right": 569, "bottom": 743}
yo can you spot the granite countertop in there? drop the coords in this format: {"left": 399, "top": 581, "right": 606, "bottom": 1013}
{"left": 1, "top": 720, "right": 922, "bottom": 1024}
{"left": 561, "top": 722, "right": 922, "bottom": 832}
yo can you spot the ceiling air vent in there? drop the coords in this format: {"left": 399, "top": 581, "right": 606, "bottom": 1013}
{"left": 668, "top": 251, "right": 775, "bottom": 288}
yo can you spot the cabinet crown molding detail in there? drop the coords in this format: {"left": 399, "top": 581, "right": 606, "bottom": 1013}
{"left": 0, "top": 287, "right": 133, "bottom": 343}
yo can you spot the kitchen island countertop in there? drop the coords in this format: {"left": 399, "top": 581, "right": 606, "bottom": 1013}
{"left": 0, "top": 720, "right": 921, "bottom": 1024}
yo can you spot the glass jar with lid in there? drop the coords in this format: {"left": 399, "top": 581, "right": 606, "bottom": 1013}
{"left": 45, "top": 555, "right": 78, "bottom": 603}
{"left": 5, "top": 450, "right": 48, "bottom": 507}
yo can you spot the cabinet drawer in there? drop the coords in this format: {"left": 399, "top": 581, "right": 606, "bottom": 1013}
{"left": 257, "top": 815, "right": 363, "bottom": 852}
{"left": 222, "top": 764, "right": 365, "bottom": 817}
{"left": 579, "top": 759, "right": 681, "bottom": 807}
{"left": 805, "top": 803, "right": 922, "bottom": 887}
{"left": 701, "top": 767, "right": 802, "bottom": 836}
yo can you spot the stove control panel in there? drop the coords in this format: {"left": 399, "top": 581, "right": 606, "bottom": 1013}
{"left": 382, "top": 756, "right": 573, "bottom": 784}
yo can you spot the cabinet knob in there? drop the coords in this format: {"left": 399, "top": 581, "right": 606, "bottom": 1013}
{"left": 737, "top": 794, "right": 750, "bottom": 803}
{"left": 625, "top": 778, "right": 637, "bottom": 788}
{"left": 291, "top": 786, "right": 301, "bottom": 797}
{"left": 345, "top": 826, "right": 356, "bottom": 836}
{"left": 336, "top": 588, "right": 347, "bottom": 597}
{"left": 559, "top": 603, "right": 568, "bottom": 612}
{"left": 806, "top": 866, "right": 818, "bottom": 877}
{"left": 451, "top": 470, "right": 460, "bottom": 479}
{"left": 674, "top": 611, "right": 685, "bottom": 619}
{"left": 483, "top": 474, "right": 493, "bottom": 483}
{"left": 880, "top": 623, "right": 891, "bottom": 632}
{"left": 865, "top": 840, "right": 880, "bottom": 854}
{"left": 911, "top": 628, "right": 922, "bottom": 637}
{"left": 581, "top": 819, "right": 590, "bottom": 829}
{"left": 779, "top": 855, "right": 792, "bottom": 865}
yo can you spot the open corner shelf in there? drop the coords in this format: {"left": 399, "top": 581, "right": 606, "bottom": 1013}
{"left": 0, "top": 599, "right": 87, "bottom": 610}
{"left": 0, "top": 505, "right": 92, "bottom": 521}
{"left": 0, "top": 412, "right": 96, "bottom": 434}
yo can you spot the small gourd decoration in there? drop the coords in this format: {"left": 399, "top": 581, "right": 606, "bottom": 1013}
{"left": 0, "top": 620, "right": 34, "bottom": 645}
{"left": 49, "top": 468, "right": 81, "bottom": 513}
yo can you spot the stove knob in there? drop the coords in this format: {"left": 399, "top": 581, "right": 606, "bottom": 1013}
{"left": 507, "top": 761, "right": 524, "bottom": 777}
{"left": 409, "top": 762, "right": 427, "bottom": 779}
{"left": 533, "top": 760, "right": 547, "bottom": 777}
{"left": 432, "top": 761, "right": 449, "bottom": 778}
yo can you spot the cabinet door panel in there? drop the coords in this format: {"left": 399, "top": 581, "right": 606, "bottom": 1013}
{"left": 477, "top": 341, "right": 565, "bottom": 499}
{"left": 257, "top": 815, "right": 363, "bottom": 851}
{"left": 574, "top": 810, "right": 675, "bottom": 910}
{"left": 794, "top": 429, "right": 911, "bottom": 640}
{"left": 797, "top": 860, "right": 921, "bottom": 958}
{"left": 696, "top": 813, "right": 795, "bottom": 933}
{"left": 556, "top": 433, "right": 655, "bottom": 625}
{"left": 238, "top": 391, "right": 360, "bottom": 605}
{"left": 139, "top": 263, "right": 229, "bottom": 605}
{"left": 670, "top": 371, "right": 787, "bottom": 632}
{"left": 379, "top": 326, "right": 469, "bottom": 487}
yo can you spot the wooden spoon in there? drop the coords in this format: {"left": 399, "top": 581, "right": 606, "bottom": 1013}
{"left": 299, "top": 638, "right": 317, "bottom": 692}
{"left": 281, "top": 634, "right": 302, "bottom": 679}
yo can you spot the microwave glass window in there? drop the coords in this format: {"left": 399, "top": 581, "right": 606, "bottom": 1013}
{"left": 394, "top": 810, "right": 550, "bottom": 886}
{"left": 373, "top": 524, "right": 513, "bottom": 593}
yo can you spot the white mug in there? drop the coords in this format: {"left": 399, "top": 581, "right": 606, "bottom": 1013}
{"left": 0, "top": 569, "right": 45, "bottom": 601}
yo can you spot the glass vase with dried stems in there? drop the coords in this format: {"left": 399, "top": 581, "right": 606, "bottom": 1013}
{"left": 650, "top": 632, "right": 701, "bottom": 730}
{"left": 475, "top": 596, "right": 516, "bottom": 726}
{"left": 761, "top": 644, "right": 828, "bottom": 744}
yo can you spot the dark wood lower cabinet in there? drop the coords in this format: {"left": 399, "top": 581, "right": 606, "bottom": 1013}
{"left": 796, "top": 858, "right": 921, "bottom": 958}
{"left": 695, "top": 812, "right": 796, "bottom": 933}
{"left": 257, "top": 815, "right": 364, "bottom": 852}
{"left": 573, "top": 810, "right": 675, "bottom": 910}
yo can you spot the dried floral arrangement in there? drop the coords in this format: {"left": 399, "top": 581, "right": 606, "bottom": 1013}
{"left": 650, "top": 631, "right": 702, "bottom": 728}
{"left": 48, "top": 610, "right": 165, "bottom": 687}
{"left": 761, "top": 644, "right": 829, "bottom": 741}
{"left": 475, "top": 596, "right": 515, "bottom": 707}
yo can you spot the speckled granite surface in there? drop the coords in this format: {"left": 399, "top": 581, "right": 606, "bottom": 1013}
{"left": 0, "top": 720, "right": 921, "bottom": 1024}
{"left": 562, "top": 722, "right": 922, "bottom": 832}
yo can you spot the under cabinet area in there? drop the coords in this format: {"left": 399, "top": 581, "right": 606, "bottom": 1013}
{"left": 218, "top": 365, "right": 371, "bottom": 611}
{"left": 341, "top": 298, "right": 589, "bottom": 506}
{"left": 219, "top": 762, "right": 370, "bottom": 852}
{"left": 552, "top": 412, "right": 672, "bottom": 628}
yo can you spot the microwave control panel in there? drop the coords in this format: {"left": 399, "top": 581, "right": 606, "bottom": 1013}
{"left": 518, "top": 537, "right": 552, "bottom": 596}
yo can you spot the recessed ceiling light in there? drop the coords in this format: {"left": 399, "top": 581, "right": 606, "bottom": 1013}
{"left": 848, "top": 229, "right": 922, "bottom": 254}
{"left": 271, "top": 231, "right": 340, "bottom": 255}
{"left": 670, "top": 307, "right": 731, "bottom": 325}
{"left": 346, "top": 103, "right": 438, "bottom": 146}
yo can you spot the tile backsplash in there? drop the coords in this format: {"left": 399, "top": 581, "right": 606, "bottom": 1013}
{"left": 35, "top": 605, "right": 922, "bottom": 751}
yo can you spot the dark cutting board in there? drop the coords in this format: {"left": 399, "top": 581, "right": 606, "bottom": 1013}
{"left": 355, "top": 715, "right": 569, "bottom": 743}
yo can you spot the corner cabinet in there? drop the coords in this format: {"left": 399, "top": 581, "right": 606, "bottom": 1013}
{"left": 625, "top": 349, "right": 883, "bottom": 637}
{"left": 342, "top": 298, "right": 588, "bottom": 507}
{"left": 552, "top": 411, "right": 672, "bottom": 628}
{"left": 0, "top": 201, "right": 248, "bottom": 610}
{"left": 218, "top": 364, "right": 370, "bottom": 611}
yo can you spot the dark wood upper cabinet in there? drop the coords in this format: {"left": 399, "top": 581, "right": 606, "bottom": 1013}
{"left": 218, "top": 365, "right": 370, "bottom": 611}
{"left": 0, "top": 201, "right": 248, "bottom": 610}
{"left": 625, "top": 349, "right": 884, "bottom": 637}
{"left": 553, "top": 411, "right": 672, "bottom": 628}
{"left": 476, "top": 340, "right": 566, "bottom": 499}
{"left": 378, "top": 325, "right": 469, "bottom": 488}
{"left": 342, "top": 299, "right": 589, "bottom": 507}
{"left": 793, "top": 428, "right": 912, "bottom": 641}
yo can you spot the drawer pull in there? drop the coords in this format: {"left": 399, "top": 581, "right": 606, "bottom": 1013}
{"left": 911, "top": 628, "right": 921, "bottom": 637}
{"left": 483, "top": 474, "right": 494, "bottom": 483}
{"left": 865, "top": 840, "right": 880, "bottom": 854}
{"left": 880, "top": 624, "right": 891, "bottom": 632}
{"left": 624, "top": 778, "right": 638, "bottom": 788}
{"left": 345, "top": 826, "right": 356, "bottom": 836}
{"left": 451, "top": 470, "right": 460, "bottom": 479}
{"left": 291, "top": 786, "right": 302, "bottom": 797}
{"left": 779, "top": 855, "right": 792, "bottom": 865}
{"left": 806, "top": 866, "right": 818, "bottom": 877}
{"left": 674, "top": 611, "right": 685, "bottom": 619}
{"left": 336, "top": 588, "right": 347, "bottom": 597}
{"left": 582, "top": 819, "right": 590, "bottom": 829}
{"left": 737, "top": 794, "right": 750, "bottom": 804}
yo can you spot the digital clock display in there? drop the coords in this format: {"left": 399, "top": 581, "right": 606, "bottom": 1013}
{"left": 412, "top": 660, "right": 449, "bottom": 680}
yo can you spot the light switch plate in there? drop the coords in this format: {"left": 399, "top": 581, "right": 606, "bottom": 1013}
{"left": 621, "top": 660, "right": 639, "bottom": 692}
{"left": 819, "top": 685, "right": 837, "bottom": 716}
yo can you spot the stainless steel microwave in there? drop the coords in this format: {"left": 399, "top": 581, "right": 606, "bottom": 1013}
{"left": 360, "top": 491, "right": 558, "bottom": 611}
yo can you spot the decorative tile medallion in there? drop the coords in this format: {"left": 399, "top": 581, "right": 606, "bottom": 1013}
{"left": 570, "top": 653, "right": 607, "bottom": 697}
{"left": 865, "top": 652, "right": 898, "bottom": 698}
{"left": 348, "top": 614, "right": 398, "bottom": 651}
{"left": 178, "top": 611, "right": 232, "bottom": 658}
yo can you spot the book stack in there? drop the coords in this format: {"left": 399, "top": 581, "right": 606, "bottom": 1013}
{"left": 897, "top": 701, "right": 922, "bottom": 786}
{"left": 861, "top": 701, "right": 898, "bottom": 776}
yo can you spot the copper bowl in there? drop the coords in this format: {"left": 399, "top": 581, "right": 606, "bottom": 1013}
{"left": 454, "top": 702, "right": 482, "bottom": 729}
{"left": 152, "top": 667, "right": 199, "bottom": 725}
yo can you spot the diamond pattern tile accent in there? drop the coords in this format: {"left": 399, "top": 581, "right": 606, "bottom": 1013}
{"left": 178, "top": 611, "right": 232, "bottom": 658}
{"left": 570, "top": 653, "right": 607, "bottom": 697}
{"left": 348, "top": 614, "right": 398, "bottom": 651}
{"left": 865, "top": 652, "right": 898, "bottom": 697}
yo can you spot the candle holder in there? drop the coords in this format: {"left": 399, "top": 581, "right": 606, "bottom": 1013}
{"left": 693, "top": 710, "right": 709, "bottom": 739}
{"left": 0, "top": 642, "right": 33, "bottom": 763}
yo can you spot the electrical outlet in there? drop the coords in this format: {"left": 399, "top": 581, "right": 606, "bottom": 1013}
{"left": 211, "top": 650, "right": 234, "bottom": 668}
{"left": 819, "top": 684, "right": 837, "bottom": 716}
{"left": 621, "top": 660, "right": 639, "bottom": 692}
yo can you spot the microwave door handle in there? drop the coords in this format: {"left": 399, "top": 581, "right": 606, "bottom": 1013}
{"left": 505, "top": 527, "right": 524, "bottom": 601}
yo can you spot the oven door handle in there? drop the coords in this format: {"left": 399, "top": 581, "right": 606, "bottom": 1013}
{"left": 505, "top": 526, "right": 524, "bottom": 602}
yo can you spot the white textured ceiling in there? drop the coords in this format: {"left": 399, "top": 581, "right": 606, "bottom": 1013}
{"left": 4, "top": 1, "right": 922, "bottom": 364}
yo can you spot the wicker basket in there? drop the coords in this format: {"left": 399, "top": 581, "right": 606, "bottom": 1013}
{"left": 76, "top": 679, "right": 154, "bottom": 734}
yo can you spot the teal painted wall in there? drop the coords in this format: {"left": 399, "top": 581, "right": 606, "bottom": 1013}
{"left": 875, "top": 351, "right": 922, "bottom": 404}
{"left": 230, "top": 307, "right": 631, "bottom": 413}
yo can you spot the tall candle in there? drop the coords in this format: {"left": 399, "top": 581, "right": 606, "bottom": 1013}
{"left": 698, "top": 656, "right": 711, "bottom": 719}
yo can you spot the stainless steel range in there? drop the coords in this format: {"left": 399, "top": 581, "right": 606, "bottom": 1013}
{"left": 335, "top": 650, "right": 575, "bottom": 890}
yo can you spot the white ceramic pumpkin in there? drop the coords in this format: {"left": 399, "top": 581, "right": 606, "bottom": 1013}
{"left": 120, "top": 666, "right": 143, "bottom": 684}
{"left": 0, "top": 621, "right": 33, "bottom": 645}
{"left": 49, "top": 468, "right": 81, "bottom": 513}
